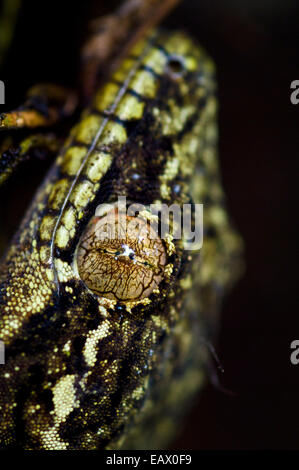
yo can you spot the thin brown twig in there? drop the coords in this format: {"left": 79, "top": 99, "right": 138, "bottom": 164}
{"left": 81, "top": 0, "right": 182, "bottom": 99}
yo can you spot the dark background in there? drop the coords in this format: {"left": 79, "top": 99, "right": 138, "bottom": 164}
{"left": 0, "top": 0, "right": 298, "bottom": 449}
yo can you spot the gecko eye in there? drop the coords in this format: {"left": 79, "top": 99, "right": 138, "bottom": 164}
{"left": 76, "top": 207, "right": 167, "bottom": 302}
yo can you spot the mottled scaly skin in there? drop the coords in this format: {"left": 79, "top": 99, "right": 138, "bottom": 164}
{"left": 0, "top": 30, "right": 242, "bottom": 449}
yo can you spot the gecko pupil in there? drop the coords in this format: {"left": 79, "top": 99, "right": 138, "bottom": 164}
{"left": 77, "top": 209, "right": 167, "bottom": 302}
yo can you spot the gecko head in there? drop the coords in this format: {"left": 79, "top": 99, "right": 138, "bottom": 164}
{"left": 0, "top": 30, "right": 223, "bottom": 449}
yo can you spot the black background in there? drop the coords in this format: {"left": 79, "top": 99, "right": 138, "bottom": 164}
{"left": 0, "top": 0, "right": 298, "bottom": 449}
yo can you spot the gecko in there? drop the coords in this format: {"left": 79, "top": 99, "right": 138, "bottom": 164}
{"left": 0, "top": 27, "right": 242, "bottom": 449}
